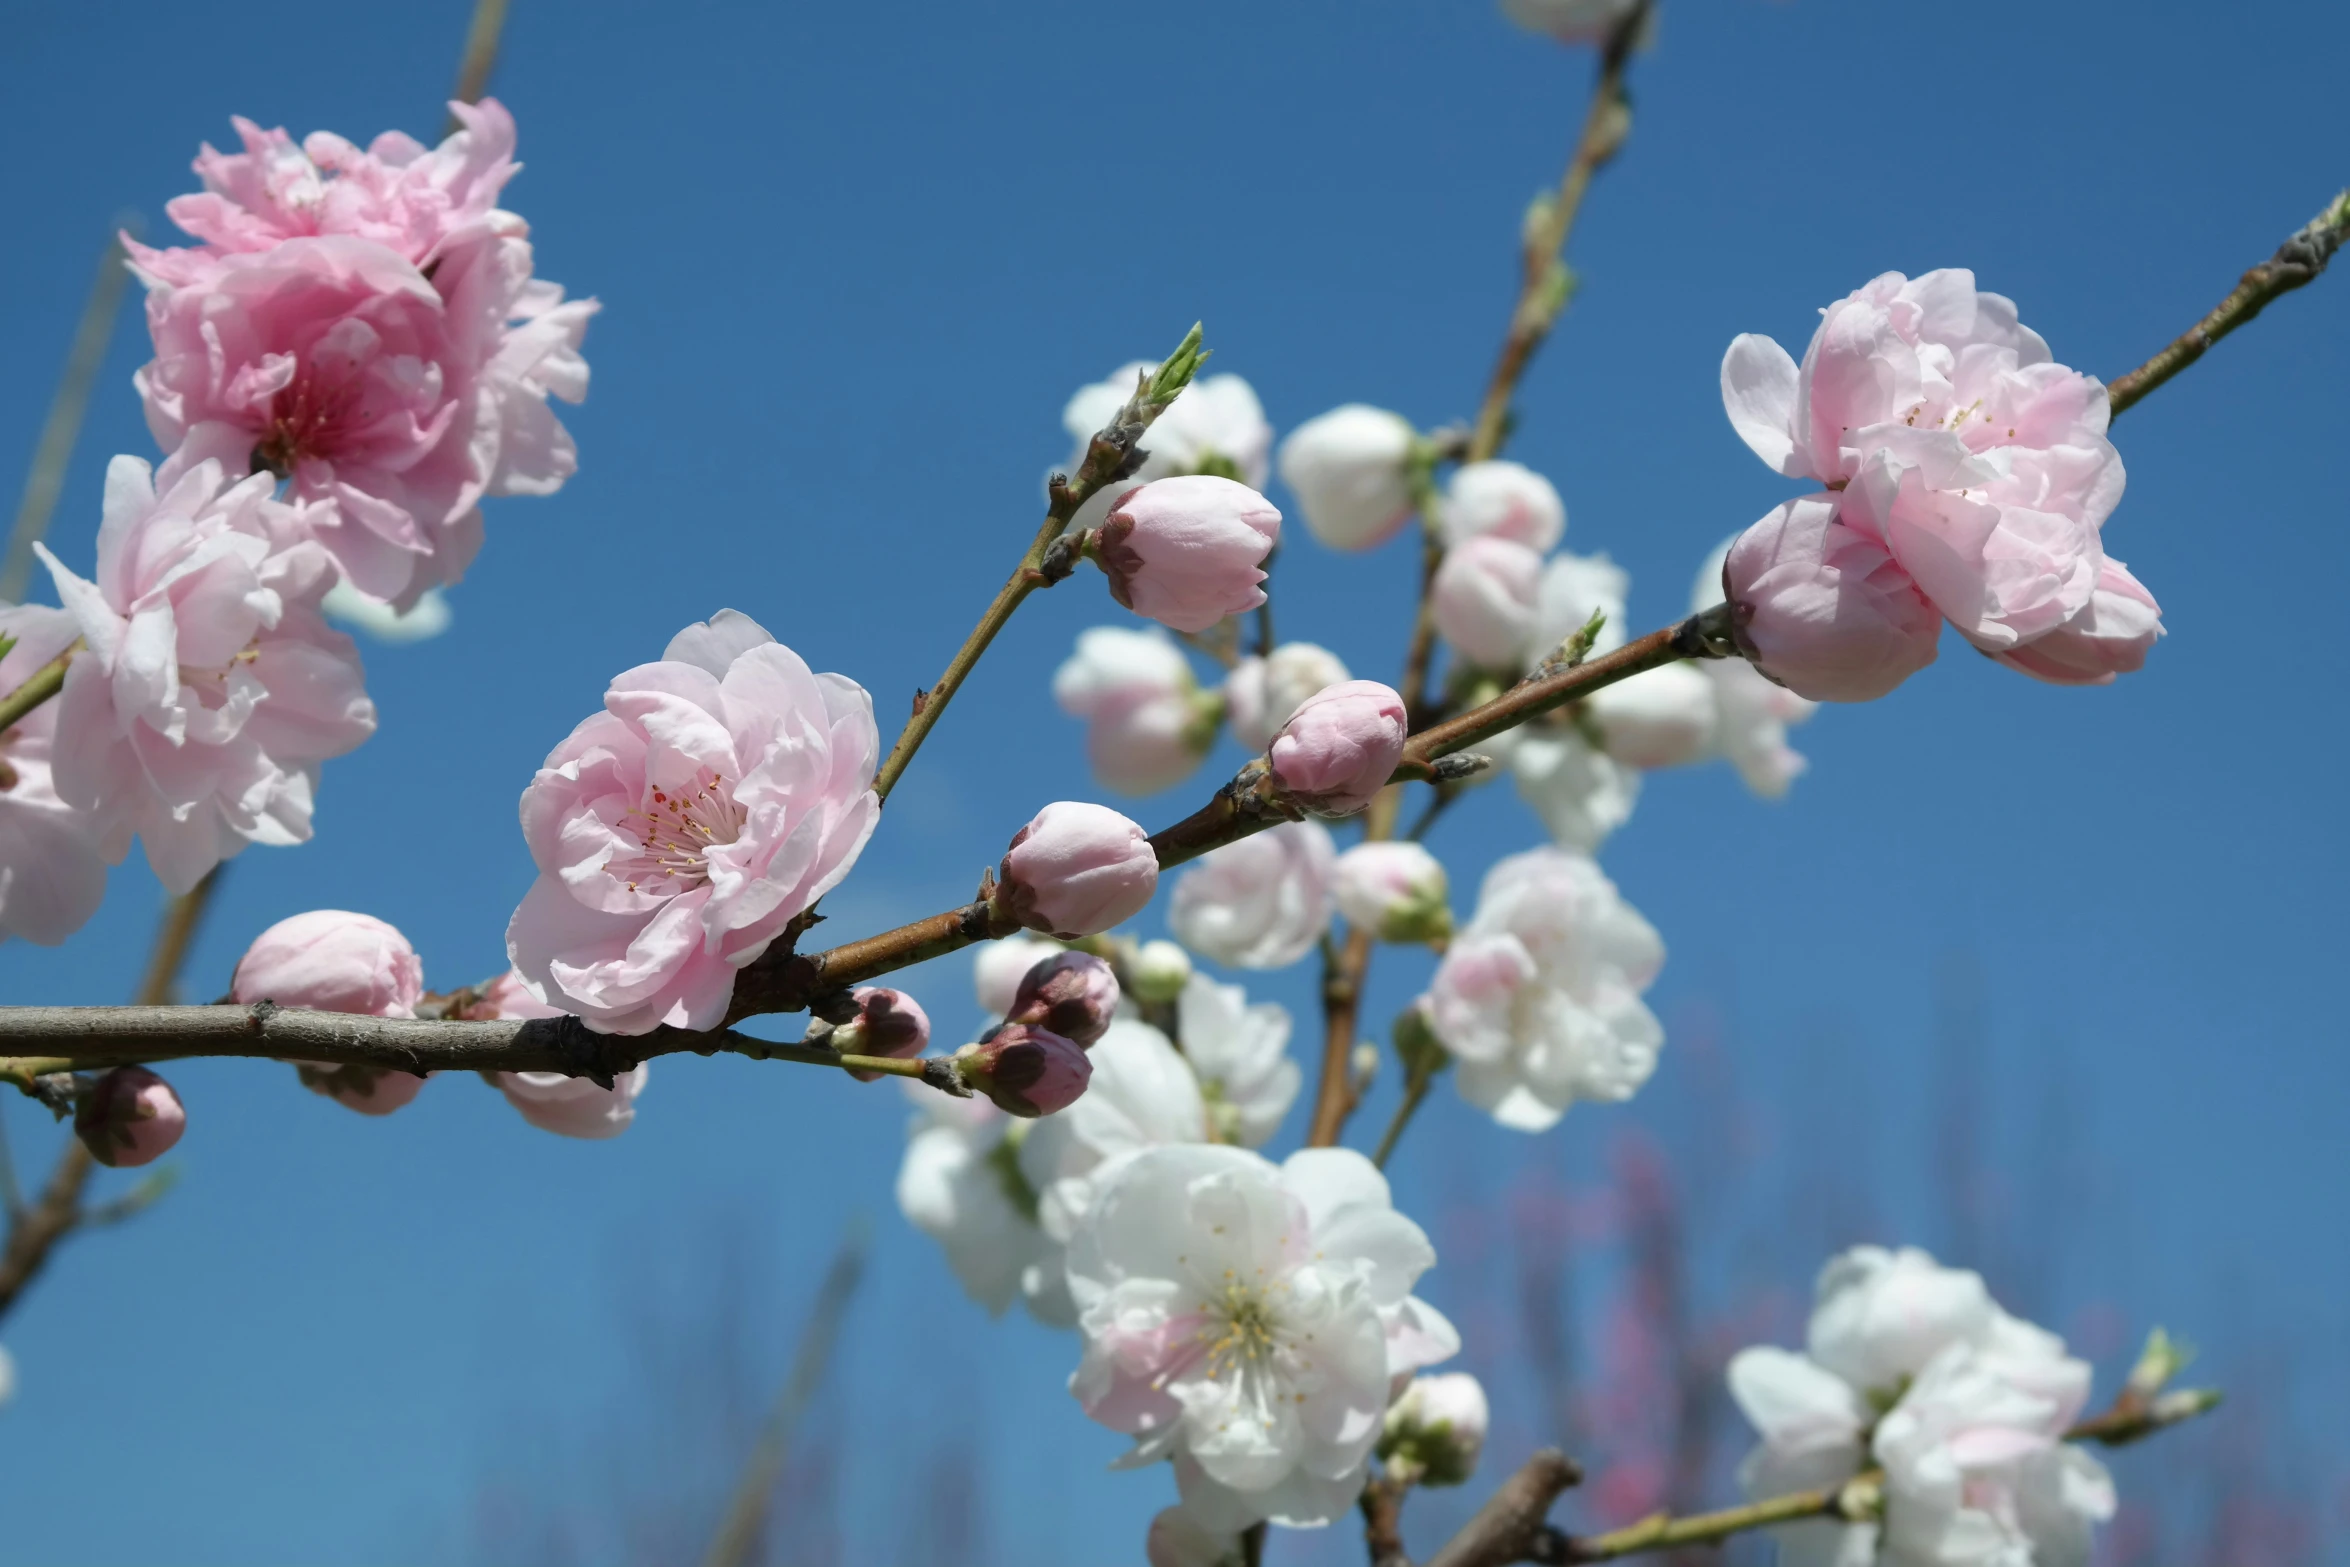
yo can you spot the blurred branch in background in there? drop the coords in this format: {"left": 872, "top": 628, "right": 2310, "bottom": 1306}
{"left": 701, "top": 1224, "right": 867, "bottom": 1567}
{"left": 449, "top": 0, "right": 511, "bottom": 119}
{"left": 0, "top": 218, "right": 138, "bottom": 605}
{"left": 0, "top": 869, "right": 218, "bottom": 1323}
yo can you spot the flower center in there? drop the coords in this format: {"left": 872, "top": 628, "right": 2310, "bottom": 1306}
{"left": 610, "top": 768, "right": 746, "bottom": 894}
{"left": 1197, "top": 1273, "right": 1289, "bottom": 1381}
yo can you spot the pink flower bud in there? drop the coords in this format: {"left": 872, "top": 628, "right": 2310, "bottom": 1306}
{"left": 1432, "top": 535, "right": 1542, "bottom": 670}
{"left": 292, "top": 1062, "right": 427, "bottom": 1116}
{"left": 997, "top": 802, "right": 1159, "bottom": 938}
{"left": 1095, "top": 475, "right": 1282, "bottom": 635}
{"left": 233, "top": 910, "right": 423, "bottom": 1017}
{"left": 1332, "top": 842, "right": 1451, "bottom": 943}
{"left": 955, "top": 1024, "right": 1092, "bottom": 1117}
{"left": 498, "top": 1063, "right": 649, "bottom": 1139}
{"left": 839, "top": 987, "right": 931, "bottom": 1081}
{"left": 1007, "top": 951, "right": 1121, "bottom": 1047}
{"left": 1723, "top": 494, "right": 1941, "bottom": 702}
{"left": 1439, "top": 460, "right": 1565, "bottom": 552}
{"left": 1268, "top": 680, "right": 1408, "bottom": 817}
{"left": 1993, "top": 558, "right": 2163, "bottom": 686}
{"left": 73, "top": 1066, "right": 185, "bottom": 1168}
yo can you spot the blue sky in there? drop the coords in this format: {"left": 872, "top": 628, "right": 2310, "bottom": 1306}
{"left": 0, "top": 1, "right": 2344, "bottom": 1562}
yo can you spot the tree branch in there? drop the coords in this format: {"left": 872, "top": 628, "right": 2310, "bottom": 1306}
{"left": 2105, "top": 189, "right": 2349, "bottom": 418}
{"left": 1362, "top": 1473, "right": 1413, "bottom": 1567}
{"left": 1424, "top": 1450, "right": 1584, "bottom": 1567}
{"left": 448, "top": 0, "right": 511, "bottom": 123}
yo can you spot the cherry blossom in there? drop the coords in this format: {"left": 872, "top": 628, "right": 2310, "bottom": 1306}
{"left": 1424, "top": 846, "right": 1663, "bottom": 1131}
{"left": 1130, "top": 938, "right": 1194, "bottom": 1004}
{"left": 1433, "top": 535, "right": 1543, "bottom": 671}
{"left": 895, "top": 1087, "right": 1060, "bottom": 1320}
{"left": 1054, "top": 627, "right": 1216, "bottom": 796}
{"left": 38, "top": 454, "right": 374, "bottom": 895}
{"left": 506, "top": 610, "right": 879, "bottom": 1034}
{"left": 1095, "top": 477, "right": 1281, "bottom": 635}
{"left": 1691, "top": 539, "right": 1817, "bottom": 797}
{"left": 233, "top": 908, "right": 429, "bottom": 1115}
{"left": 1267, "top": 680, "right": 1407, "bottom": 817}
{"left": 996, "top": 801, "right": 1159, "bottom": 939}
{"left": 1438, "top": 460, "right": 1565, "bottom": 552}
{"left": 1994, "top": 557, "right": 2164, "bottom": 686}
{"left": 1381, "top": 1372, "right": 1490, "bottom": 1486}
{"left": 0, "top": 605, "right": 107, "bottom": 945}
{"left": 1169, "top": 820, "right": 1335, "bottom": 969}
{"left": 1527, "top": 549, "right": 1629, "bottom": 669}
{"left": 499, "top": 1064, "right": 650, "bottom": 1140}
{"left": 73, "top": 1067, "right": 186, "bottom": 1169}
{"left": 1506, "top": 727, "right": 1640, "bottom": 851}
{"left": 1225, "top": 642, "right": 1350, "bottom": 753}
{"left": 1061, "top": 363, "right": 1273, "bottom": 531}
{"left": 1583, "top": 663, "right": 1718, "bottom": 770}
{"left": 1331, "top": 842, "right": 1451, "bottom": 945}
{"left": 1276, "top": 406, "right": 1419, "bottom": 551}
{"left": 1067, "top": 1144, "right": 1458, "bottom": 1527}
{"left": 1176, "top": 975, "right": 1302, "bottom": 1147}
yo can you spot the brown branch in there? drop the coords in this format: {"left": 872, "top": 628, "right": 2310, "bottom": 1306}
{"left": 1308, "top": 925, "right": 1376, "bottom": 1146}
{"left": 0, "top": 1139, "right": 92, "bottom": 1323}
{"left": 2106, "top": 190, "right": 2348, "bottom": 419}
{"left": 1466, "top": 4, "right": 1647, "bottom": 463}
{"left": 1363, "top": 1473, "right": 1413, "bottom": 1567}
{"left": 1424, "top": 1451, "right": 1584, "bottom": 1567}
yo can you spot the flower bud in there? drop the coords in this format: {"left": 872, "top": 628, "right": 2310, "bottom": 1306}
{"left": 1332, "top": 842, "right": 1451, "bottom": 943}
{"left": 1095, "top": 476, "right": 1282, "bottom": 635}
{"left": 1379, "top": 1372, "right": 1489, "bottom": 1487}
{"left": 233, "top": 909, "right": 423, "bottom": 1017}
{"left": 1723, "top": 495, "right": 1940, "bottom": 702}
{"left": 836, "top": 987, "right": 932, "bottom": 1080}
{"left": 1439, "top": 460, "right": 1565, "bottom": 552}
{"left": 1268, "top": 680, "right": 1408, "bottom": 818}
{"left": 292, "top": 1062, "right": 428, "bottom": 1116}
{"left": 955, "top": 1024, "right": 1092, "bottom": 1117}
{"left": 1276, "top": 405, "right": 1418, "bottom": 551}
{"left": 73, "top": 1066, "right": 185, "bottom": 1168}
{"left": 498, "top": 1062, "right": 649, "bottom": 1140}
{"left": 974, "top": 934, "right": 1065, "bottom": 1016}
{"left": 1129, "top": 939, "right": 1193, "bottom": 1005}
{"left": 1224, "top": 642, "right": 1351, "bottom": 753}
{"left": 1393, "top": 997, "right": 1451, "bottom": 1077}
{"left": 1432, "top": 535, "right": 1541, "bottom": 670}
{"left": 1006, "top": 951, "right": 1121, "bottom": 1048}
{"left": 997, "top": 802, "right": 1159, "bottom": 938}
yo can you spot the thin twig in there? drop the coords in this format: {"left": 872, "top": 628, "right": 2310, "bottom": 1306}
{"left": 700, "top": 1225, "right": 868, "bottom": 1567}
{"left": 1371, "top": 1059, "right": 1437, "bottom": 1170}
{"left": 0, "top": 228, "right": 136, "bottom": 604}
{"left": 1307, "top": 925, "right": 1375, "bottom": 1146}
{"left": 448, "top": 0, "right": 511, "bottom": 122}
{"left": 0, "top": 641, "right": 78, "bottom": 735}
{"left": 1363, "top": 1473, "right": 1413, "bottom": 1567}
{"left": 2105, "top": 190, "right": 2348, "bottom": 418}
{"left": 133, "top": 869, "right": 223, "bottom": 1008}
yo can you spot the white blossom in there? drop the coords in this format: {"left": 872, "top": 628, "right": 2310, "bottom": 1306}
{"left": 1226, "top": 642, "right": 1350, "bottom": 753}
{"left": 1526, "top": 549, "right": 1630, "bottom": 669}
{"left": 1424, "top": 846, "right": 1663, "bottom": 1131}
{"left": 1507, "top": 727, "right": 1640, "bottom": 852}
{"left": 1170, "top": 820, "right": 1335, "bottom": 970}
{"left": 1276, "top": 405, "right": 1418, "bottom": 552}
{"left": 1068, "top": 1145, "right": 1458, "bottom": 1527}
{"left": 1177, "top": 974, "right": 1302, "bottom": 1146}
{"left": 1437, "top": 460, "right": 1565, "bottom": 552}
{"left": 893, "top": 1086, "right": 1059, "bottom": 1321}
{"left": 1148, "top": 1501, "right": 1247, "bottom": 1567}
{"left": 1062, "top": 363, "right": 1274, "bottom": 530}
{"left": 1054, "top": 626, "right": 1215, "bottom": 796}
{"left": 1331, "top": 841, "right": 1451, "bottom": 944}
{"left": 1381, "top": 1372, "right": 1490, "bottom": 1486}
{"left": 1584, "top": 663, "right": 1718, "bottom": 770}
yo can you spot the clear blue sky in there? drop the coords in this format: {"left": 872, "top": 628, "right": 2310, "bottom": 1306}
{"left": 0, "top": 1, "right": 2343, "bottom": 1562}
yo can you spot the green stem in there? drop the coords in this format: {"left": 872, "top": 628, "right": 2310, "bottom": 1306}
{"left": 0, "top": 643, "right": 77, "bottom": 736}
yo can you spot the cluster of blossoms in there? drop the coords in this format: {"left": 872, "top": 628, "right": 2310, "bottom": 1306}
{"left": 1729, "top": 1246, "right": 2117, "bottom": 1567}
{"left": 0, "top": 99, "right": 594, "bottom": 941}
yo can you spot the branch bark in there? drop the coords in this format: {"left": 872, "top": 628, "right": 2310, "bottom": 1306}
{"left": 1423, "top": 1450, "right": 1584, "bottom": 1567}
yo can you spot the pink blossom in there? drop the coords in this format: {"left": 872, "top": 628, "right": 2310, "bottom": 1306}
{"left": 1720, "top": 270, "right": 2136, "bottom": 698}
{"left": 74, "top": 1067, "right": 186, "bottom": 1168}
{"left": 0, "top": 604, "right": 107, "bottom": 945}
{"left": 1053, "top": 627, "right": 1213, "bottom": 796}
{"left": 1332, "top": 841, "right": 1450, "bottom": 944}
{"left": 505, "top": 610, "right": 881, "bottom": 1035}
{"left": 37, "top": 454, "right": 375, "bottom": 894}
{"left": 958, "top": 1023, "right": 1093, "bottom": 1117}
{"left": 1439, "top": 461, "right": 1565, "bottom": 552}
{"left": 1268, "top": 680, "right": 1408, "bottom": 817}
{"left": 1994, "top": 558, "right": 2164, "bottom": 685}
{"left": 1008, "top": 950, "right": 1122, "bottom": 1047}
{"left": 1722, "top": 494, "right": 1941, "bottom": 704}
{"left": 499, "top": 1063, "right": 650, "bottom": 1140}
{"left": 1224, "top": 642, "right": 1350, "bottom": 753}
{"left": 839, "top": 986, "right": 932, "bottom": 1082}
{"left": 1096, "top": 476, "right": 1281, "bottom": 634}
{"left": 234, "top": 909, "right": 424, "bottom": 1016}
{"left": 996, "top": 801, "right": 1159, "bottom": 938}
{"left": 125, "top": 100, "right": 523, "bottom": 282}
{"left": 465, "top": 969, "right": 566, "bottom": 1022}
{"left": 1432, "top": 536, "right": 1541, "bottom": 670}
{"left": 1168, "top": 820, "right": 1335, "bottom": 970}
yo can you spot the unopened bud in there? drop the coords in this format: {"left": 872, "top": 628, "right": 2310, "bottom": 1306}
{"left": 1096, "top": 476, "right": 1281, "bottom": 635}
{"left": 1379, "top": 1373, "right": 1489, "bottom": 1487}
{"left": 955, "top": 1024, "right": 1092, "bottom": 1117}
{"left": 996, "top": 801, "right": 1159, "bottom": 939}
{"left": 1393, "top": 998, "right": 1450, "bottom": 1078}
{"left": 837, "top": 987, "right": 932, "bottom": 1081}
{"left": 1333, "top": 842, "right": 1452, "bottom": 944}
{"left": 293, "top": 1062, "right": 427, "bottom": 1116}
{"left": 1129, "top": 939, "right": 1193, "bottom": 1005}
{"left": 1007, "top": 951, "right": 1121, "bottom": 1048}
{"left": 2126, "top": 1327, "right": 2193, "bottom": 1401}
{"left": 73, "top": 1067, "right": 186, "bottom": 1168}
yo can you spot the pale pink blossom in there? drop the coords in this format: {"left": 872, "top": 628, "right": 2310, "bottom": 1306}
{"left": 1994, "top": 558, "right": 2164, "bottom": 685}
{"left": 1053, "top": 626, "right": 1214, "bottom": 795}
{"left": 74, "top": 1067, "right": 186, "bottom": 1168}
{"left": 1224, "top": 642, "right": 1350, "bottom": 753}
{"left": 1277, "top": 405, "right": 1419, "bottom": 551}
{"left": 506, "top": 610, "right": 880, "bottom": 1035}
{"left": 996, "top": 801, "right": 1159, "bottom": 938}
{"left": 0, "top": 605, "right": 107, "bottom": 945}
{"left": 1268, "top": 680, "right": 1408, "bottom": 817}
{"left": 1007, "top": 950, "right": 1121, "bottom": 1047}
{"left": 38, "top": 454, "right": 375, "bottom": 894}
{"left": 1439, "top": 461, "right": 1565, "bottom": 552}
{"left": 500, "top": 1063, "right": 649, "bottom": 1140}
{"left": 1691, "top": 540, "right": 1817, "bottom": 798}
{"left": 1720, "top": 270, "right": 2135, "bottom": 699}
{"left": 465, "top": 968, "right": 566, "bottom": 1022}
{"left": 234, "top": 909, "right": 423, "bottom": 1016}
{"left": 125, "top": 100, "right": 523, "bottom": 282}
{"left": 1723, "top": 494, "right": 1942, "bottom": 704}
{"left": 1433, "top": 535, "right": 1541, "bottom": 670}
{"left": 957, "top": 1023, "right": 1092, "bottom": 1117}
{"left": 1332, "top": 841, "right": 1450, "bottom": 944}
{"left": 1096, "top": 477, "right": 1281, "bottom": 634}
{"left": 1169, "top": 820, "right": 1335, "bottom": 969}
{"left": 1584, "top": 664, "right": 1717, "bottom": 770}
